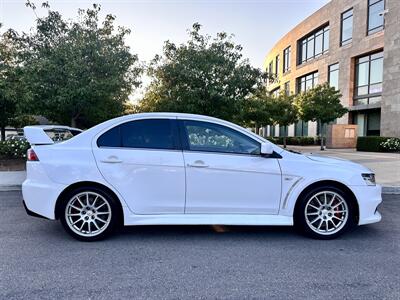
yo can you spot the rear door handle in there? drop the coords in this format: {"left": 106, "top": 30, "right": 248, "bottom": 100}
{"left": 101, "top": 156, "right": 123, "bottom": 164}
{"left": 187, "top": 160, "right": 209, "bottom": 168}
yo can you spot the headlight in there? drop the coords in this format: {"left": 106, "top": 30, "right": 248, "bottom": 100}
{"left": 362, "top": 173, "right": 376, "bottom": 186}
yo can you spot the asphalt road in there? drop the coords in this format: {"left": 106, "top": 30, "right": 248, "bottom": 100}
{"left": 1, "top": 191, "right": 399, "bottom": 300}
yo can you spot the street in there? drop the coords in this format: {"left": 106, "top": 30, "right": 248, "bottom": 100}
{"left": 1, "top": 191, "right": 399, "bottom": 300}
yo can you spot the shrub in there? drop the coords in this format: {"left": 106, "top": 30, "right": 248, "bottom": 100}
{"left": 380, "top": 137, "right": 400, "bottom": 152}
{"left": 356, "top": 136, "right": 397, "bottom": 152}
{"left": 266, "top": 136, "right": 316, "bottom": 146}
{"left": 0, "top": 140, "right": 30, "bottom": 159}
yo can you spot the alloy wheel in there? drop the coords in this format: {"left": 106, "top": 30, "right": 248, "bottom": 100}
{"left": 65, "top": 191, "right": 112, "bottom": 237}
{"left": 304, "top": 191, "right": 349, "bottom": 235}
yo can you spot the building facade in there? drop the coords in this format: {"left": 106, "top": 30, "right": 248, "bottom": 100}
{"left": 264, "top": 0, "right": 400, "bottom": 138}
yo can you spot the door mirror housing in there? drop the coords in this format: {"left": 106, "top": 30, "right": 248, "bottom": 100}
{"left": 260, "top": 142, "right": 274, "bottom": 155}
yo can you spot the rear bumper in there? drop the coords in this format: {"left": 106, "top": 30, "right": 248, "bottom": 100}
{"left": 23, "top": 200, "right": 49, "bottom": 219}
{"left": 351, "top": 184, "right": 382, "bottom": 225}
{"left": 22, "top": 162, "right": 66, "bottom": 220}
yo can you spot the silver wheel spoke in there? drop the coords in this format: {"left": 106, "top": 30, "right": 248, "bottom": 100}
{"left": 307, "top": 212, "right": 319, "bottom": 216}
{"left": 310, "top": 217, "right": 320, "bottom": 225}
{"left": 67, "top": 213, "right": 81, "bottom": 217}
{"left": 96, "top": 217, "right": 107, "bottom": 224}
{"left": 92, "top": 196, "right": 99, "bottom": 207}
{"left": 328, "top": 195, "right": 336, "bottom": 206}
{"left": 308, "top": 204, "right": 319, "bottom": 210}
{"left": 72, "top": 218, "right": 82, "bottom": 225}
{"left": 96, "top": 212, "right": 110, "bottom": 215}
{"left": 332, "top": 201, "right": 344, "bottom": 209}
{"left": 76, "top": 197, "right": 85, "bottom": 208}
{"left": 79, "top": 221, "right": 85, "bottom": 231}
{"left": 96, "top": 202, "right": 106, "bottom": 210}
{"left": 70, "top": 204, "right": 82, "bottom": 211}
{"left": 314, "top": 196, "right": 322, "bottom": 206}
{"left": 93, "top": 221, "right": 100, "bottom": 230}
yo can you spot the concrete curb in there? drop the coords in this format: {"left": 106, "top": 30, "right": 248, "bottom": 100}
{"left": 1, "top": 184, "right": 399, "bottom": 194}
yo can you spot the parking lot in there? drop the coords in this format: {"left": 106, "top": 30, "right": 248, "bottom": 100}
{"left": 1, "top": 191, "right": 399, "bottom": 299}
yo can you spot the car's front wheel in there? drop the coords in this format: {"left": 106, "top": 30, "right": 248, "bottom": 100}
{"left": 60, "top": 187, "right": 119, "bottom": 241}
{"left": 295, "top": 186, "right": 357, "bottom": 239}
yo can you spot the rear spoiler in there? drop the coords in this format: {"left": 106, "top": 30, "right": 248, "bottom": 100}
{"left": 24, "top": 126, "right": 54, "bottom": 145}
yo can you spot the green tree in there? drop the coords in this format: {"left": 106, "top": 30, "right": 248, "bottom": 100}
{"left": 240, "top": 87, "right": 273, "bottom": 135}
{"left": 0, "top": 27, "right": 28, "bottom": 140}
{"left": 138, "top": 23, "right": 268, "bottom": 123}
{"left": 295, "top": 83, "right": 347, "bottom": 150}
{"left": 269, "top": 92, "right": 298, "bottom": 148}
{"left": 15, "top": 3, "right": 142, "bottom": 128}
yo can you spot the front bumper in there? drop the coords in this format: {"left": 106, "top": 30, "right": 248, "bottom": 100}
{"left": 351, "top": 184, "right": 382, "bottom": 225}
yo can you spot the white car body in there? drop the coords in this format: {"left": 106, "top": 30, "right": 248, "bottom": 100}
{"left": 22, "top": 113, "right": 381, "bottom": 233}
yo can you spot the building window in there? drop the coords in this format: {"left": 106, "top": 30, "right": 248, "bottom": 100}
{"left": 368, "top": 0, "right": 385, "bottom": 35}
{"left": 328, "top": 63, "right": 339, "bottom": 90}
{"left": 354, "top": 51, "right": 383, "bottom": 106}
{"left": 271, "top": 87, "right": 280, "bottom": 98}
{"left": 297, "top": 71, "right": 319, "bottom": 93}
{"left": 269, "top": 125, "right": 275, "bottom": 137}
{"left": 275, "top": 55, "right": 280, "bottom": 76}
{"left": 283, "top": 46, "right": 291, "bottom": 73}
{"left": 295, "top": 120, "right": 308, "bottom": 137}
{"left": 268, "top": 61, "right": 273, "bottom": 84}
{"left": 284, "top": 81, "right": 290, "bottom": 95}
{"left": 279, "top": 125, "right": 286, "bottom": 137}
{"left": 341, "top": 8, "right": 353, "bottom": 46}
{"left": 298, "top": 25, "right": 329, "bottom": 64}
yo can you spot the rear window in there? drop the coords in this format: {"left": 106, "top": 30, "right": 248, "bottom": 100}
{"left": 97, "top": 119, "right": 176, "bottom": 150}
{"left": 44, "top": 129, "right": 78, "bottom": 142}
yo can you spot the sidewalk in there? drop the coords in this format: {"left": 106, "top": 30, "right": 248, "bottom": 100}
{"left": 285, "top": 146, "right": 400, "bottom": 191}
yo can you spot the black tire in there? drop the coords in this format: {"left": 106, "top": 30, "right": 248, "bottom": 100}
{"left": 294, "top": 185, "right": 357, "bottom": 240}
{"left": 59, "top": 186, "right": 120, "bottom": 241}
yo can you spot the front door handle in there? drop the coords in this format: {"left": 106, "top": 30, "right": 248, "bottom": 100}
{"left": 101, "top": 156, "right": 123, "bottom": 164}
{"left": 187, "top": 160, "right": 209, "bottom": 168}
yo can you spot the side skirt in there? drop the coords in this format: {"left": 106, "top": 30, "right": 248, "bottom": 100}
{"left": 124, "top": 214, "right": 293, "bottom": 226}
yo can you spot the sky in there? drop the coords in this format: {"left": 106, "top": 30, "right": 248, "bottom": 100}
{"left": 0, "top": 0, "right": 329, "bottom": 99}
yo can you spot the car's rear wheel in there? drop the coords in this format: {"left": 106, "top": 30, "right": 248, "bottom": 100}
{"left": 294, "top": 186, "right": 356, "bottom": 239}
{"left": 60, "top": 187, "right": 118, "bottom": 241}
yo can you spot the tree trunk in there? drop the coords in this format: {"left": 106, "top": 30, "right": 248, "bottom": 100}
{"left": 319, "top": 121, "right": 324, "bottom": 151}
{"left": 283, "top": 126, "right": 287, "bottom": 148}
{"left": 1, "top": 126, "right": 5, "bottom": 141}
{"left": 71, "top": 117, "right": 77, "bottom": 128}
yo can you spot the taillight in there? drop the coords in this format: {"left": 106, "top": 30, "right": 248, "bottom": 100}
{"left": 27, "top": 148, "right": 39, "bottom": 161}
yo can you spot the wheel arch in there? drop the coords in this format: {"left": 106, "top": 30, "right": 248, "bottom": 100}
{"left": 294, "top": 180, "right": 359, "bottom": 222}
{"left": 55, "top": 181, "right": 124, "bottom": 224}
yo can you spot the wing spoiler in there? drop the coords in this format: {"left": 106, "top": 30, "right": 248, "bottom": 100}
{"left": 23, "top": 126, "right": 54, "bottom": 145}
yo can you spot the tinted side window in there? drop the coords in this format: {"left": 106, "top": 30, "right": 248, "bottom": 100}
{"left": 121, "top": 119, "right": 175, "bottom": 149}
{"left": 182, "top": 120, "right": 260, "bottom": 155}
{"left": 97, "top": 125, "right": 121, "bottom": 147}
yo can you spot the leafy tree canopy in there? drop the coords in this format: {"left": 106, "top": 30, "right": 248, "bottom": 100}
{"left": 138, "top": 23, "right": 268, "bottom": 123}
{"left": 14, "top": 2, "right": 142, "bottom": 128}
{"left": 269, "top": 91, "right": 298, "bottom": 127}
{"left": 240, "top": 86, "right": 273, "bottom": 128}
{"left": 0, "top": 26, "right": 29, "bottom": 140}
{"left": 295, "top": 83, "right": 347, "bottom": 124}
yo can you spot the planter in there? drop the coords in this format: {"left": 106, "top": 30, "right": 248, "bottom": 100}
{"left": 0, "top": 159, "right": 26, "bottom": 171}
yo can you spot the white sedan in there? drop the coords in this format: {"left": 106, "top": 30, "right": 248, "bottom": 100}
{"left": 22, "top": 113, "right": 382, "bottom": 241}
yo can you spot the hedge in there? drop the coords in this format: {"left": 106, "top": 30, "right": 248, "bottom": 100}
{"left": 0, "top": 140, "right": 30, "bottom": 159}
{"left": 266, "top": 136, "right": 317, "bottom": 146}
{"left": 357, "top": 136, "right": 400, "bottom": 152}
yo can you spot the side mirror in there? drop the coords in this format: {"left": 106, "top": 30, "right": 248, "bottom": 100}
{"left": 260, "top": 142, "right": 274, "bottom": 155}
